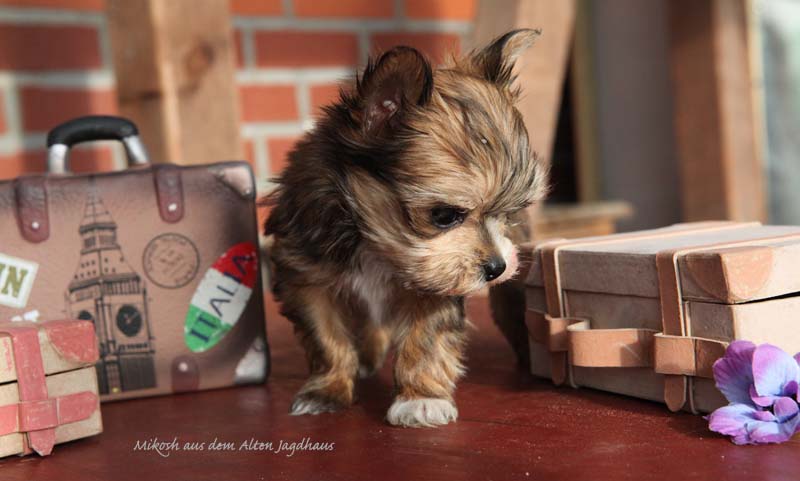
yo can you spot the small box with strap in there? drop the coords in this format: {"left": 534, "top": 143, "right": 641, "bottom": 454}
{"left": 524, "top": 221, "right": 800, "bottom": 413}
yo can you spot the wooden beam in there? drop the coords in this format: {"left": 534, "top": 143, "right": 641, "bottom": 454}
{"left": 533, "top": 201, "right": 633, "bottom": 240}
{"left": 570, "top": 0, "right": 600, "bottom": 203}
{"left": 667, "top": 0, "right": 765, "bottom": 221}
{"left": 106, "top": 0, "right": 242, "bottom": 165}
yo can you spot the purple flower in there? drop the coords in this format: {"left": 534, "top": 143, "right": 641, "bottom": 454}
{"left": 708, "top": 341, "right": 800, "bottom": 445}
{"left": 713, "top": 340, "right": 756, "bottom": 405}
{"left": 709, "top": 397, "right": 800, "bottom": 445}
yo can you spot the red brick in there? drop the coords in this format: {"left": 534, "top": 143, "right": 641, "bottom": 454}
{"left": 0, "top": 91, "right": 6, "bottom": 135}
{"left": 69, "top": 145, "right": 116, "bottom": 173}
{"left": 234, "top": 29, "right": 244, "bottom": 68}
{"left": 309, "top": 83, "right": 342, "bottom": 116}
{"left": 239, "top": 85, "right": 298, "bottom": 122}
{"left": 229, "top": 0, "right": 282, "bottom": 15}
{"left": 404, "top": 0, "right": 476, "bottom": 20}
{"left": 0, "top": 25, "right": 101, "bottom": 71}
{"left": 20, "top": 87, "right": 117, "bottom": 133}
{"left": 254, "top": 31, "right": 359, "bottom": 67}
{"left": 242, "top": 138, "right": 256, "bottom": 167}
{"left": 371, "top": 32, "right": 461, "bottom": 64}
{"left": 0, "top": 0, "right": 104, "bottom": 10}
{"left": 295, "top": 0, "right": 393, "bottom": 18}
{"left": 0, "top": 151, "right": 44, "bottom": 180}
{"left": 267, "top": 136, "right": 299, "bottom": 174}
{"left": 0, "top": 146, "right": 112, "bottom": 180}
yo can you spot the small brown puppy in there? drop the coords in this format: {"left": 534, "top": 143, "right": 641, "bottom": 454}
{"left": 264, "top": 29, "right": 548, "bottom": 427}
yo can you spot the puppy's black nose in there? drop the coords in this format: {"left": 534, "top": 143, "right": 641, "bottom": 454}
{"left": 483, "top": 257, "right": 506, "bottom": 282}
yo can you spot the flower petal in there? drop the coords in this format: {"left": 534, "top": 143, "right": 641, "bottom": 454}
{"left": 773, "top": 396, "right": 799, "bottom": 422}
{"left": 747, "top": 413, "right": 800, "bottom": 445}
{"left": 752, "top": 344, "right": 800, "bottom": 403}
{"left": 750, "top": 385, "right": 779, "bottom": 408}
{"left": 713, "top": 341, "right": 756, "bottom": 405}
{"left": 708, "top": 403, "right": 757, "bottom": 439}
{"left": 753, "top": 409, "right": 777, "bottom": 422}
{"left": 709, "top": 402, "right": 800, "bottom": 445}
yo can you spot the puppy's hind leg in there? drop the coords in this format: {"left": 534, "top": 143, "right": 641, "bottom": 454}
{"left": 285, "top": 286, "right": 359, "bottom": 416}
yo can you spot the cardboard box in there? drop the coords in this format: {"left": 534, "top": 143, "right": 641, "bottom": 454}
{"left": 524, "top": 221, "right": 800, "bottom": 413}
{"left": 0, "top": 320, "right": 102, "bottom": 457}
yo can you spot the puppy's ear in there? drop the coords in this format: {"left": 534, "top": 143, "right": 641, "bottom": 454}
{"left": 469, "top": 28, "right": 540, "bottom": 88}
{"left": 358, "top": 46, "right": 433, "bottom": 135}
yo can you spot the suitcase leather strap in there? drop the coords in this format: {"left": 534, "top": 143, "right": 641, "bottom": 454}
{"left": 13, "top": 177, "right": 50, "bottom": 243}
{"left": 153, "top": 165, "right": 185, "bottom": 223}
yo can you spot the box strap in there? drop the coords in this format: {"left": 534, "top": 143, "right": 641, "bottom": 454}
{"left": 0, "top": 391, "right": 99, "bottom": 437}
{"left": 567, "top": 321, "right": 658, "bottom": 368}
{"left": 0, "top": 326, "right": 54, "bottom": 455}
{"left": 653, "top": 334, "right": 728, "bottom": 378}
{"left": 0, "top": 324, "right": 99, "bottom": 456}
{"left": 655, "top": 231, "right": 800, "bottom": 413}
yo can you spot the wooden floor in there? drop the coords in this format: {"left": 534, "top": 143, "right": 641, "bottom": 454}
{"left": 2, "top": 293, "right": 798, "bottom": 480}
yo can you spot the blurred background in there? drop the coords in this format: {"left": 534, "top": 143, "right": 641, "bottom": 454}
{"left": 0, "top": 0, "right": 797, "bottom": 238}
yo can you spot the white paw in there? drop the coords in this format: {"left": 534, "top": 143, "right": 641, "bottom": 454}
{"left": 386, "top": 397, "right": 458, "bottom": 427}
{"left": 289, "top": 395, "right": 340, "bottom": 416}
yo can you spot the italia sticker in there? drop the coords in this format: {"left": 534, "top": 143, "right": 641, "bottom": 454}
{"left": 0, "top": 253, "right": 38, "bottom": 309}
{"left": 184, "top": 243, "right": 259, "bottom": 352}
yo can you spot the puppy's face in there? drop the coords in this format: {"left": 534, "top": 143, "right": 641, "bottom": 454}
{"left": 340, "top": 30, "right": 547, "bottom": 296}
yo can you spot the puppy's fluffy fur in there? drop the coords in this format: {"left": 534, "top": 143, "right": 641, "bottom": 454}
{"left": 264, "top": 29, "right": 548, "bottom": 427}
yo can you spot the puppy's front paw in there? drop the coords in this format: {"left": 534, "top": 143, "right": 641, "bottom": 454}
{"left": 386, "top": 397, "right": 458, "bottom": 427}
{"left": 289, "top": 392, "right": 344, "bottom": 416}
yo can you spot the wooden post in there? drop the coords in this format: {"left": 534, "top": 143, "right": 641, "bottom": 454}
{"left": 106, "top": 0, "right": 242, "bottom": 165}
{"left": 570, "top": 0, "right": 600, "bottom": 203}
{"left": 667, "top": 0, "right": 765, "bottom": 222}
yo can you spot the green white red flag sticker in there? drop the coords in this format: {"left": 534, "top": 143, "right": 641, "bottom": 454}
{"left": 0, "top": 253, "right": 38, "bottom": 309}
{"left": 184, "top": 243, "right": 258, "bottom": 352}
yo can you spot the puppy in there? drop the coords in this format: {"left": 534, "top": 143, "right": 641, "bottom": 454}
{"left": 264, "top": 29, "right": 548, "bottom": 427}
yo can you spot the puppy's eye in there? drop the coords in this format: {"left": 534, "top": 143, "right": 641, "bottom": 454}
{"left": 431, "top": 206, "right": 466, "bottom": 229}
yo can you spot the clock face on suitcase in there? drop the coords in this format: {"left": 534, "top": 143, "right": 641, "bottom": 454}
{"left": 116, "top": 305, "right": 143, "bottom": 337}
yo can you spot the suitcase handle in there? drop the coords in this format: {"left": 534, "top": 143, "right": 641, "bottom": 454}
{"left": 46, "top": 115, "right": 150, "bottom": 174}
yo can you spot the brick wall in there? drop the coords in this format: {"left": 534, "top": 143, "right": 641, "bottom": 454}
{"left": 0, "top": 0, "right": 475, "bottom": 183}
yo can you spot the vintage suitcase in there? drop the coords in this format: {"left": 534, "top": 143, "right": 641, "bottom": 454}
{"left": 0, "top": 116, "right": 268, "bottom": 401}
{"left": 523, "top": 221, "right": 800, "bottom": 413}
{"left": 0, "top": 319, "right": 102, "bottom": 457}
